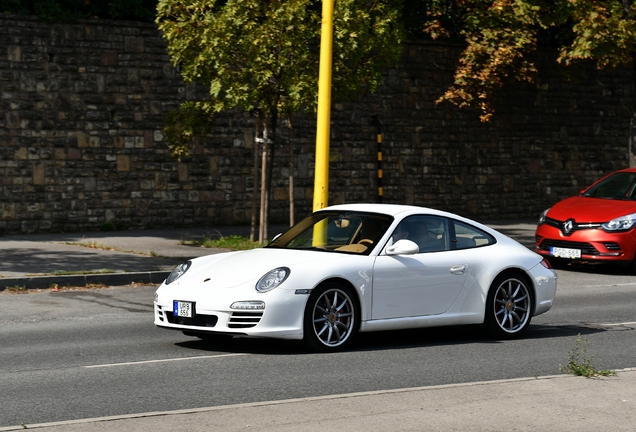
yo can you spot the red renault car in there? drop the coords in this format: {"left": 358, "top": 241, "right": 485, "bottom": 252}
{"left": 535, "top": 168, "right": 636, "bottom": 271}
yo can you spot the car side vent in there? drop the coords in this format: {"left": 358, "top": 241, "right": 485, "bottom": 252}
{"left": 229, "top": 311, "right": 263, "bottom": 329}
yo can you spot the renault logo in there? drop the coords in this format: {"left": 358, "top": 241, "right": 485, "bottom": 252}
{"left": 563, "top": 219, "right": 575, "bottom": 235}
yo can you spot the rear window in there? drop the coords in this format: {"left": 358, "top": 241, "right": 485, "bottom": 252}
{"left": 451, "top": 220, "right": 495, "bottom": 250}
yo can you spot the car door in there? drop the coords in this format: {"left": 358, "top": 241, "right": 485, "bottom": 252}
{"left": 371, "top": 215, "right": 469, "bottom": 319}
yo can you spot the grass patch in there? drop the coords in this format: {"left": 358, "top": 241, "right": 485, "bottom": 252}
{"left": 49, "top": 269, "right": 117, "bottom": 276}
{"left": 189, "top": 235, "right": 265, "bottom": 251}
{"left": 65, "top": 241, "right": 164, "bottom": 258}
{"left": 559, "top": 334, "right": 616, "bottom": 377}
{"left": 66, "top": 240, "right": 114, "bottom": 250}
{"left": 3, "top": 285, "right": 28, "bottom": 294}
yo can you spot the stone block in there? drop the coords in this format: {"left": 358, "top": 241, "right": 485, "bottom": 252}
{"left": 33, "top": 162, "right": 45, "bottom": 185}
{"left": 7, "top": 46, "right": 21, "bottom": 62}
{"left": 117, "top": 155, "right": 130, "bottom": 172}
{"left": 178, "top": 163, "right": 188, "bottom": 182}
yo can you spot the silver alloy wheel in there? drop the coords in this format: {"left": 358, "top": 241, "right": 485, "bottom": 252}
{"left": 311, "top": 287, "right": 355, "bottom": 348}
{"left": 492, "top": 277, "right": 531, "bottom": 333}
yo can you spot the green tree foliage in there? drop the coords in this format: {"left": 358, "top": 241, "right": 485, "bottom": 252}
{"left": 558, "top": 0, "right": 636, "bottom": 68}
{"left": 423, "top": 0, "right": 636, "bottom": 121}
{"left": 156, "top": 0, "right": 404, "bottom": 156}
{"left": 156, "top": 0, "right": 404, "bottom": 239}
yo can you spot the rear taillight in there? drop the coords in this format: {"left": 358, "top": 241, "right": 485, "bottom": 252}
{"left": 540, "top": 258, "right": 552, "bottom": 269}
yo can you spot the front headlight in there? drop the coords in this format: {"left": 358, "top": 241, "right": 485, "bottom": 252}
{"left": 538, "top": 208, "right": 550, "bottom": 225}
{"left": 256, "top": 267, "right": 290, "bottom": 293}
{"left": 165, "top": 261, "right": 192, "bottom": 285}
{"left": 602, "top": 213, "right": 636, "bottom": 231}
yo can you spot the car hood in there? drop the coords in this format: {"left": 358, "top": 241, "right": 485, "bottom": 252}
{"left": 173, "top": 248, "right": 352, "bottom": 289}
{"left": 548, "top": 196, "right": 636, "bottom": 222}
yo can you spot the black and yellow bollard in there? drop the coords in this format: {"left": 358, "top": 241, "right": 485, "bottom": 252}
{"left": 371, "top": 116, "right": 383, "bottom": 203}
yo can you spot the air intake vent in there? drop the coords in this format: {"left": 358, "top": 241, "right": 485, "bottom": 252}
{"left": 228, "top": 311, "right": 263, "bottom": 329}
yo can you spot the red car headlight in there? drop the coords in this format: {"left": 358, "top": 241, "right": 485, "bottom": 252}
{"left": 602, "top": 213, "right": 636, "bottom": 232}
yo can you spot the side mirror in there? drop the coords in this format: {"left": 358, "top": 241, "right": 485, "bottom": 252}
{"left": 385, "top": 239, "right": 419, "bottom": 256}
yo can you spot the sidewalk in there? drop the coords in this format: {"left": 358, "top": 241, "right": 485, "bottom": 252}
{"left": 0, "top": 225, "right": 289, "bottom": 290}
{"left": 0, "top": 220, "right": 536, "bottom": 290}
{"left": 1, "top": 369, "right": 634, "bottom": 431}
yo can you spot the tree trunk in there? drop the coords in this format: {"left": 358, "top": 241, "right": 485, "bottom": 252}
{"left": 288, "top": 116, "right": 295, "bottom": 226}
{"left": 257, "top": 108, "right": 279, "bottom": 243}
{"left": 250, "top": 112, "right": 262, "bottom": 241}
{"left": 259, "top": 117, "right": 270, "bottom": 243}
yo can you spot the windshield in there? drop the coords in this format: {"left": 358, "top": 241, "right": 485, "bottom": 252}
{"left": 582, "top": 172, "right": 636, "bottom": 200}
{"left": 266, "top": 211, "right": 393, "bottom": 255}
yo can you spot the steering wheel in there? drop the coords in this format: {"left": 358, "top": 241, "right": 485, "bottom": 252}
{"left": 358, "top": 239, "right": 374, "bottom": 246}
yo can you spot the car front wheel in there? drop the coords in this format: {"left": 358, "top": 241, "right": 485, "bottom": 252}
{"left": 303, "top": 282, "right": 358, "bottom": 352}
{"left": 484, "top": 272, "right": 533, "bottom": 339}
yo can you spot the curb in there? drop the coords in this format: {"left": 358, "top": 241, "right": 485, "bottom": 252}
{"left": 0, "top": 271, "right": 170, "bottom": 291}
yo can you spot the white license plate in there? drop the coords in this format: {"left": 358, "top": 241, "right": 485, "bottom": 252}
{"left": 550, "top": 247, "right": 581, "bottom": 259}
{"left": 173, "top": 301, "right": 194, "bottom": 318}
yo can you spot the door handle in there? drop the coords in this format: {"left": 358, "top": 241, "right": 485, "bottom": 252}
{"left": 450, "top": 265, "right": 466, "bottom": 275}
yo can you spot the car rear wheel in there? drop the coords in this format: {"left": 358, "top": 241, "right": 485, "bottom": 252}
{"left": 303, "top": 282, "right": 358, "bottom": 352}
{"left": 484, "top": 272, "right": 533, "bottom": 339}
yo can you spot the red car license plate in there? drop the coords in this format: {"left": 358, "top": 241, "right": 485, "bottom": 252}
{"left": 550, "top": 247, "right": 581, "bottom": 259}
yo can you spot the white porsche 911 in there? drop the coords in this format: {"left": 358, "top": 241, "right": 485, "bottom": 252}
{"left": 154, "top": 204, "right": 557, "bottom": 352}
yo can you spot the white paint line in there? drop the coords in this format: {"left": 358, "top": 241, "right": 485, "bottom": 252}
{"left": 561, "top": 282, "right": 636, "bottom": 289}
{"left": 599, "top": 321, "right": 636, "bottom": 327}
{"left": 84, "top": 353, "right": 248, "bottom": 368}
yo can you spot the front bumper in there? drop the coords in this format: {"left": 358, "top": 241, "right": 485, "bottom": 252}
{"left": 535, "top": 224, "right": 636, "bottom": 264}
{"left": 154, "top": 285, "right": 310, "bottom": 340}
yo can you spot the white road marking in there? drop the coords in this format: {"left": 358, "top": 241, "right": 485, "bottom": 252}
{"left": 599, "top": 321, "right": 636, "bottom": 327}
{"left": 84, "top": 353, "right": 248, "bottom": 368}
{"left": 561, "top": 282, "right": 636, "bottom": 289}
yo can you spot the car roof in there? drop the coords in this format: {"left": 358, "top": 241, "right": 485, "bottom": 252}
{"left": 319, "top": 203, "right": 504, "bottom": 240}
{"left": 321, "top": 203, "right": 451, "bottom": 218}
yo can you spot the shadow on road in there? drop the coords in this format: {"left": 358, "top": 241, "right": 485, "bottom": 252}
{"left": 552, "top": 260, "right": 635, "bottom": 276}
{"left": 170, "top": 322, "right": 606, "bottom": 356}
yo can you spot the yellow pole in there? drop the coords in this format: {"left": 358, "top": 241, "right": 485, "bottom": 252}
{"left": 313, "top": 0, "right": 334, "bottom": 212}
{"left": 312, "top": 0, "right": 334, "bottom": 247}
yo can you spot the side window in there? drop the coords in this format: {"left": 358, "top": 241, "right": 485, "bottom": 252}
{"left": 451, "top": 220, "right": 495, "bottom": 250}
{"left": 392, "top": 216, "right": 449, "bottom": 253}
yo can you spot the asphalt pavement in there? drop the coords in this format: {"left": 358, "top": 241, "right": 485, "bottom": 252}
{"left": 1, "top": 220, "right": 635, "bottom": 431}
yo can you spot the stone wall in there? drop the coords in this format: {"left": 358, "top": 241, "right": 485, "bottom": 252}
{"left": 0, "top": 14, "right": 633, "bottom": 234}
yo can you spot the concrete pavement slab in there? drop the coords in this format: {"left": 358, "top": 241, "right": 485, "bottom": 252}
{"left": 2, "top": 369, "right": 634, "bottom": 431}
